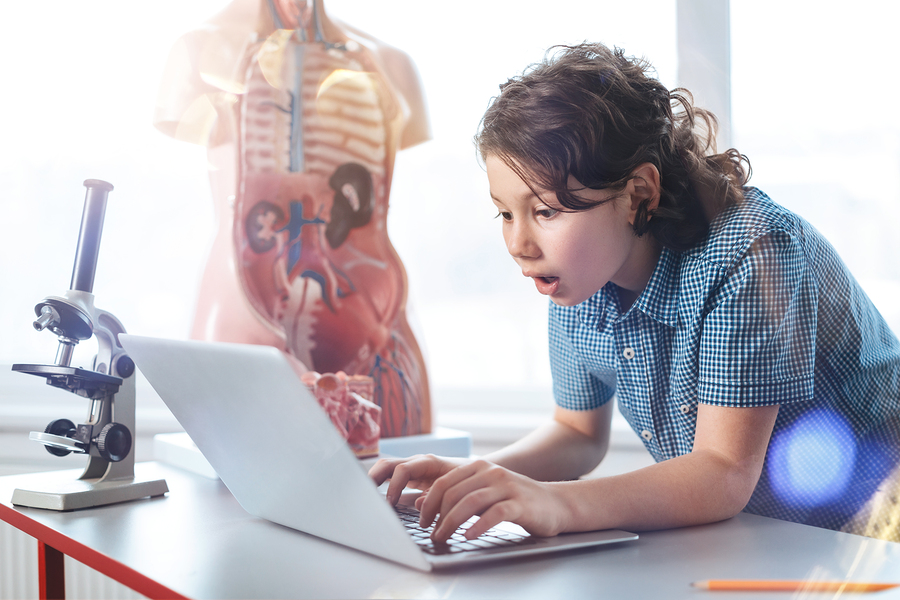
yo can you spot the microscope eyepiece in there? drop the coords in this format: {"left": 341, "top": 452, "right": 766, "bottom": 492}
{"left": 70, "top": 179, "right": 114, "bottom": 294}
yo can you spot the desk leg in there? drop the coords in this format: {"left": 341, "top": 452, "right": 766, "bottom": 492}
{"left": 37, "top": 541, "right": 65, "bottom": 600}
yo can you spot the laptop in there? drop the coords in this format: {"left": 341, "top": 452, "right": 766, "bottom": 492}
{"left": 120, "top": 334, "right": 638, "bottom": 571}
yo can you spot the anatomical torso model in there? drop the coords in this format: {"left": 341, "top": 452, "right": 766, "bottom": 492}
{"left": 154, "top": 0, "right": 432, "bottom": 436}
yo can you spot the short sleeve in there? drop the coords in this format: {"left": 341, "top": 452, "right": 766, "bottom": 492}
{"left": 549, "top": 302, "right": 616, "bottom": 411}
{"left": 698, "top": 229, "right": 817, "bottom": 407}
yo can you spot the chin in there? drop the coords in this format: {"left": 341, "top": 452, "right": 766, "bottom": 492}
{"left": 549, "top": 296, "right": 580, "bottom": 307}
{"left": 549, "top": 287, "right": 603, "bottom": 307}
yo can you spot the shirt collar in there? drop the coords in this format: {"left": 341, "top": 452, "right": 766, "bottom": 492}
{"left": 575, "top": 285, "right": 618, "bottom": 333}
{"left": 633, "top": 248, "right": 679, "bottom": 328}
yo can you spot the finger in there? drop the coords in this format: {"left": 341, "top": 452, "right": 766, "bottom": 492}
{"left": 435, "top": 462, "right": 502, "bottom": 518}
{"left": 430, "top": 468, "right": 509, "bottom": 539}
{"left": 418, "top": 460, "right": 489, "bottom": 527}
{"left": 383, "top": 460, "right": 419, "bottom": 505}
{"left": 432, "top": 485, "right": 507, "bottom": 542}
{"left": 462, "top": 500, "right": 521, "bottom": 540}
{"left": 368, "top": 457, "right": 418, "bottom": 505}
{"left": 431, "top": 466, "right": 533, "bottom": 541}
{"left": 384, "top": 455, "right": 447, "bottom": 506}
{"left": 367, "top": 457, "right": 401, "bottom": 486}
{"left": 367, "top": 457, "right": 412, "bottom": 506}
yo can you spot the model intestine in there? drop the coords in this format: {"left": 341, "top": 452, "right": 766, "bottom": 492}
{"left": 154, "top": 0, "right": 431, "bottom": 437}
{"left": 301, "top": 371, "right": 381, "bottom": 458}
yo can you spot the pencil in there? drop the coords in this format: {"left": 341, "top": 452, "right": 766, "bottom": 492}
{"left": 691, "top": 580, "right": 900, "bottom": 593}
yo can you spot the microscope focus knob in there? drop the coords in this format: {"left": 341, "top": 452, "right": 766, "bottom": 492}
{"left": 43, "top": 419, "right": 76, "bottom": 456}
{"left": 96, "top": 422, "right": 132, "bottom": 462}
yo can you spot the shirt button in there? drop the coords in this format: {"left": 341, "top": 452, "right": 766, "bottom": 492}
{"left": 640, "top": 430, "right": 653, "bottom": 441}
{"left": 623, "top": 347, "right": 635, "bottom": 360}
{"left": 680, "top": 404, "right": 691, "bottom": 414}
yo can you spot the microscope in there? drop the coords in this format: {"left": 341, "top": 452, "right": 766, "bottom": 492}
{"left": 10, "top": 180, "right": 168, "bottom": 511}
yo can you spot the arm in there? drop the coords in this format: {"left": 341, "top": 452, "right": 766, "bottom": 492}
{"left": 373, "top": 401, "right": 778, "bottom": 542}
{"left": 483, "top": 403, "right": 613, "bottom": 481}
{"left": 552, "top": 403, "right": 779, "bottom": 533}
{"left": 368, "top": 403, "right": 610, "bottom": 500}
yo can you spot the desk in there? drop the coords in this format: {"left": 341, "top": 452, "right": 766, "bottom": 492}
{"left": 2, "top": 462, "right": 899, "bottom": 599}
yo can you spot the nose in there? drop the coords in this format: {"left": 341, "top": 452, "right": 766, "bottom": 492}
{"left": 505, "top": 220, "right": 539, "bottom": 259}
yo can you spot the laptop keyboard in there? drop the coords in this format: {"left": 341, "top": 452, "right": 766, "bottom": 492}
{"left": 394, "top": 503, "right": 534, "bottom": 555}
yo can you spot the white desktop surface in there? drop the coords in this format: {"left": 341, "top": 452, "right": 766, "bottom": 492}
{"left": 2, "top": 462, "right": 899, "bottom": 599}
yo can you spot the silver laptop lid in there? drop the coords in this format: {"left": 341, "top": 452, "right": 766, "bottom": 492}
{"left": 120, "top": 334, "right": 430, "bottom": 571}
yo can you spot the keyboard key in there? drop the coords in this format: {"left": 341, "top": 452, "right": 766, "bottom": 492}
{"left": 395, "top": 505, "right": 531, "bottom": 555}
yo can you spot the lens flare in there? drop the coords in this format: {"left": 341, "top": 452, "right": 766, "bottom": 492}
{"left": 768, "top": 408, "right": 857, "bottom": 508}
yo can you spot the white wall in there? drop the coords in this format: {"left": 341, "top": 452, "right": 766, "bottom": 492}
{"left": 730, "top": 0, "right": 900, "bottom": 332}
{"left": 0, "top": 1, "right": 676, "bottom": 392}
{"left": 1, "top": 0, "right": 898, "bottom": 423}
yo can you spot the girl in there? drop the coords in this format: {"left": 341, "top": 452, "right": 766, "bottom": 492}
{"left": 370, "top": 42, "right": 900, "bottom": 542}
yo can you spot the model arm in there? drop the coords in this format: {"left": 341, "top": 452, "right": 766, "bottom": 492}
{"left": 338, "top": 21, "right": 431, "bottom": 149}
{"left": 154, "top": 0, "right": 259, "bottom": 146}
{"left": 377, "top": 44, "right": 431, "bottom": 149}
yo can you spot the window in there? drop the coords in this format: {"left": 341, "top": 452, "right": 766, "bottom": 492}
{"left": 0, "top": 0, "right": 675, "bottom": 443}
{"left": 730, "top": 0, "right": 900, "bottom": 332}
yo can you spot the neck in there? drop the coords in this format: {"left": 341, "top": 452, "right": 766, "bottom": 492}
{"left": 613, "top": 236, "right": 662, "bottom": 311}
{"left": 266, "top": 0, "right": 338, "bottom": 40}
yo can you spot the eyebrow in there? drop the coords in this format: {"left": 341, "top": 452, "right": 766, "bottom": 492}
{"left": 489, "top": 189, "right": 543, "bottom": 204}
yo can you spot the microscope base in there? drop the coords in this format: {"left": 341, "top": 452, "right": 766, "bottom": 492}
{"left": 10, "top": 470, "right": 168, "bottom": 511}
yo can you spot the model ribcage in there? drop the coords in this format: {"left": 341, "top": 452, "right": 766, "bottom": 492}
{"left": 236, "top": 34, "right": 424, "bottom": 436}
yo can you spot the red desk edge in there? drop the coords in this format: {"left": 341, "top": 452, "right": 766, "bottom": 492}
{"left": 0, "top": 501, "right": 189, "bottom": 600}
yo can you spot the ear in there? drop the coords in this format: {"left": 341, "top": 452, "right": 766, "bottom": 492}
{"left": 626, "top": 163, "right": 661, "bottom": 226}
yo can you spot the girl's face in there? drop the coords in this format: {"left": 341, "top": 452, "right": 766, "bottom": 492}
{"left": 486, "top": 155, "right": 658, "bottom": 307}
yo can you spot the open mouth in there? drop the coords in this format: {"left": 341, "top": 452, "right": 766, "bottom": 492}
{"left": 533, "top": 276, "right": 560, "bottom": 295}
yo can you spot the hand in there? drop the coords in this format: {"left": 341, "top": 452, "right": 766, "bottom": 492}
{"left": 368, "top": 454, "right": 466, "bottom": 506}
{"left": 374, "top": 456, "right": 571, "bottom": 543}
{"left": 425, "top": 459, "right": 572, "bottom": 542}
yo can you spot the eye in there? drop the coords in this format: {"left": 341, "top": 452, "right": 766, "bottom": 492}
{"left": 495, "top": 210, "right": 513, "bottom": 221}
{"left": 536, "top": 207, "right": 559, "bottom": 219}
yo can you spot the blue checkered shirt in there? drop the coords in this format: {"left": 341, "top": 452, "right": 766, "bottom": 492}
{"left": 549, "top": 187, "right": 900, "bottom": 531}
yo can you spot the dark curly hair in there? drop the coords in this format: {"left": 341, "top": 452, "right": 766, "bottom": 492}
{"left": 475, "top": 42, "right": 750, "bottom": 252}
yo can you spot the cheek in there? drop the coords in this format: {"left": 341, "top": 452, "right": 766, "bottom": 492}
{"left": 567, "top": 225, "right": 605, "bottom": 258}
{"left": 500, "top": 224, "right": 513, "bottom": 252}
{"left": 565, "top": 225, "right": 627, "bottom": 270}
